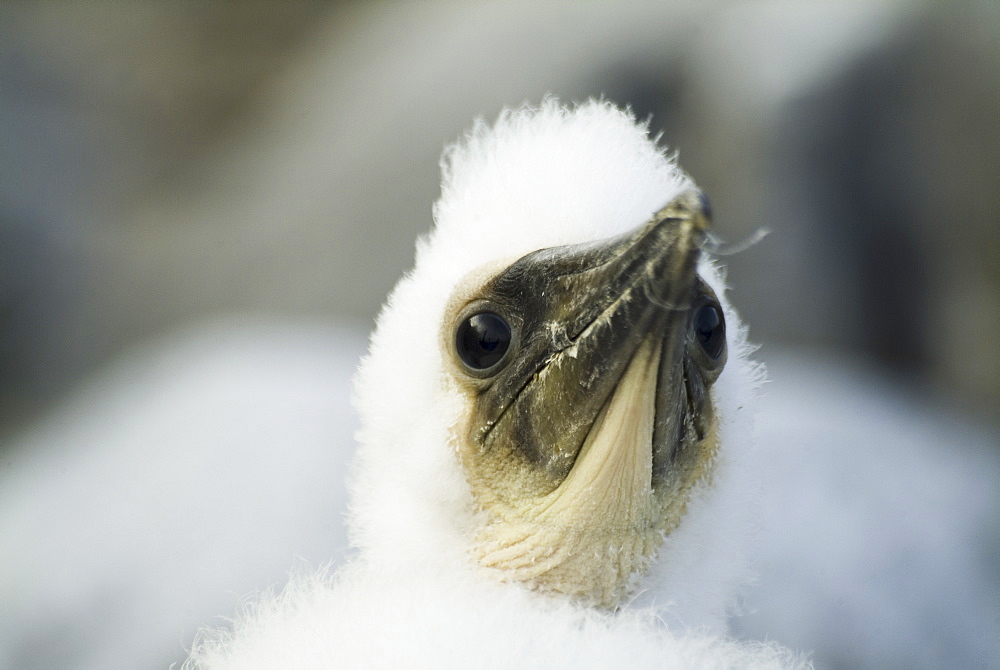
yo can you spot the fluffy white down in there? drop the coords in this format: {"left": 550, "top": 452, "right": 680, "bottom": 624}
{"left": 186, "top": 565, "right": 804, "bottom": 670}
{"left": 185, "top": 100, "right": 804, "bottom": 668}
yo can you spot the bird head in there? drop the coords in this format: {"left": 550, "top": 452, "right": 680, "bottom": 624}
{"left": 351, "top": 99, "right": 760, "bottom": 619}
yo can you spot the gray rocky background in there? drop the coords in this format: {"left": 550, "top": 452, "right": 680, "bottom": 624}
{"left": 2, "top": 1, "right": 997, "bottom": 433}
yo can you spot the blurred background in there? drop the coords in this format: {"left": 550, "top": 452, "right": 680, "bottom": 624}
{"left": 0, "top": 1, "right": 997, "bottom": 668}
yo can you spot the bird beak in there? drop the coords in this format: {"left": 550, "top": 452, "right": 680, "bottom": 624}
{"left": 464, "top": 189, "right": 716, "bottom": 496}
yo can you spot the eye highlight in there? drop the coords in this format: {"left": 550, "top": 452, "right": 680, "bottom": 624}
{"left": 456, "top": 312, "right": 512, "bottom": 372}
{"left": 693, "top": 301, "right": 726, "bottom": 360}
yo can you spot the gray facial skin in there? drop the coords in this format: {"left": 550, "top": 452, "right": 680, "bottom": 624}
{"left": 454, "top": 190, "right": 726, "bottom": 498}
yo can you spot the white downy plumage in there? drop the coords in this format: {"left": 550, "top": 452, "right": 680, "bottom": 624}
{"left": 184, "top": 100, "right": 808, "bottom": 669}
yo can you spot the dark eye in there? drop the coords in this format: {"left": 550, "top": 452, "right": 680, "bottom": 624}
{"left": 693, "top": 301, "right": 725, "bottom": 360}
{"left": 456, "top": 312, "right": 512, "bottom": 371}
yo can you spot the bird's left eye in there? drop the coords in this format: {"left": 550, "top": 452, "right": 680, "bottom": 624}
{"left": 693, "top": 301, "right": 726, "bottom": 360}
{"left": 456, "top": 312, "right": 512, "bottom": 372}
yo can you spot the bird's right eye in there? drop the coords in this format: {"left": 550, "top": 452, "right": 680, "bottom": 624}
{"left": 456, "top": 312, "right": 512, "bottom": 372}
{"left": 693, "top": 300, "right": 726, "bottom": 360}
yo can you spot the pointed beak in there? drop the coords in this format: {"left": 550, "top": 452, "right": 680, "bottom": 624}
{"left": 468, "top": 190, "right": 714, "bottom": 493}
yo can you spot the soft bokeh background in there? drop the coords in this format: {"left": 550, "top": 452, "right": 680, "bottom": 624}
{"left": 1, "top": 2, "right": 997, "bottom": 668}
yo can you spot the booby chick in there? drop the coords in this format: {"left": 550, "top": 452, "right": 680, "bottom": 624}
{"left": 185, "top": 100, "right": 807, "bottom": 669}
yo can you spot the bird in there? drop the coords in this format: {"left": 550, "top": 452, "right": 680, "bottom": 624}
{"left": 182, "top": 99, "right": 807, "bottom": 669}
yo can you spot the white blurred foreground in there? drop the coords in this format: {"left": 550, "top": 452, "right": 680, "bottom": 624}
{"left": 735, "top": 351, "right": 1000, "bottom": 668}
{"left": 0, "top": 318, "right": 996, "bottom": 668}
{"left": 0, "top": 319, "right": 363, "bottom": 669}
